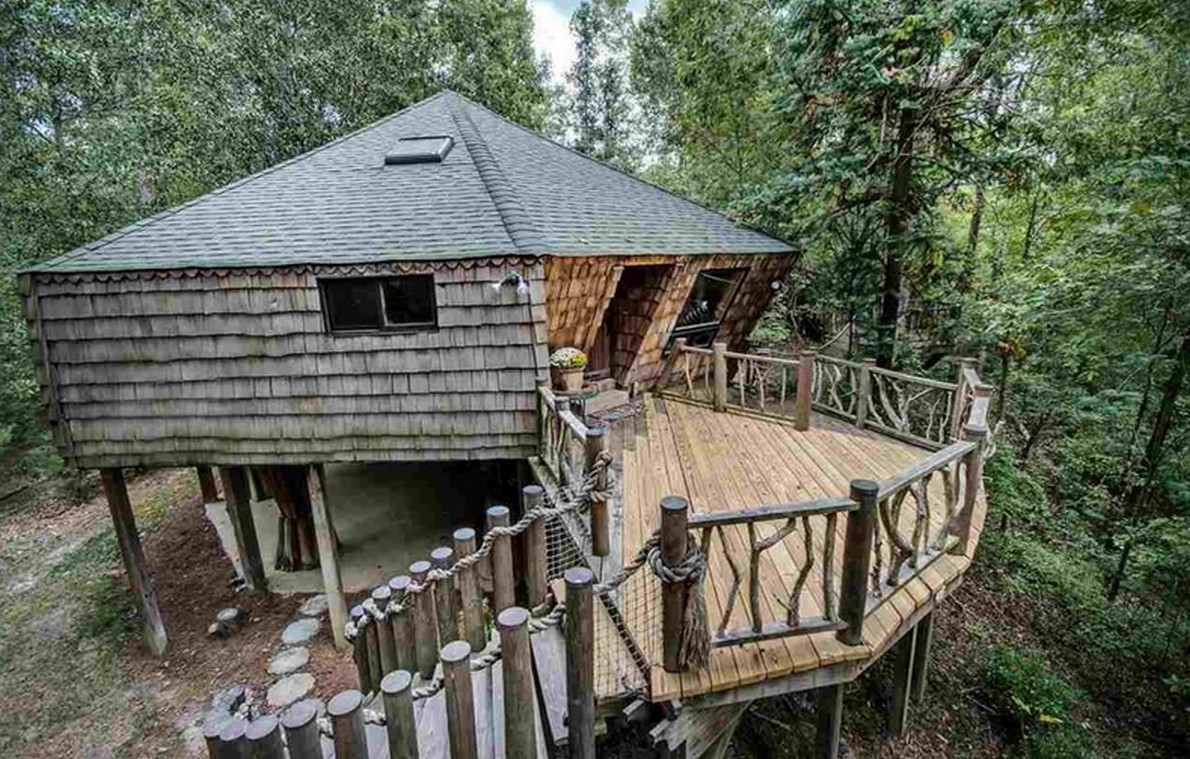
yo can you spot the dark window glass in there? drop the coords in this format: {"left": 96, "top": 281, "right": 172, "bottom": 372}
{"left": 323, "top": 279, "right": 381, "bottom": 331}
{"left": 382, "top": 275, "right": 436, "bottom": 326}
{"left": 321, "top": 275, "right": 437, "bottom": 333}
{"left": 675, "top": 268, "right": 744, "bottom": 329}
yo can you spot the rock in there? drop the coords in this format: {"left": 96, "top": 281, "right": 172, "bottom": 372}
{"left": 267, "top": 673, "right": 315, "bottom": 710}
{"left": 268, "top": 646, "right": 310, "bottom": 675}
{"left": 210, "top": 684, "right": 247, "bottom": 714}
{"left": 208, "top": 607, "right": 246, "bottom": 638}
{"left": 281, "top": 617, "right": 320, "bottom": 646}
{"left": 298, "top": 594, "right": 329, "bottom": 617}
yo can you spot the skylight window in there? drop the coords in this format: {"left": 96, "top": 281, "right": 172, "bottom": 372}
{"left": 384, "top": 136, "right": 454, "bottom": 165}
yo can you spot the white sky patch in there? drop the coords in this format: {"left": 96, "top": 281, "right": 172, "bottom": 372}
{"left": 532, "top": 1, "right": 577, "bottom": 85}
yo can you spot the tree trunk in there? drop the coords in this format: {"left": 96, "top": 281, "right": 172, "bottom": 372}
{"left": 877, "top": 105, "right": 917, "bottom": 368}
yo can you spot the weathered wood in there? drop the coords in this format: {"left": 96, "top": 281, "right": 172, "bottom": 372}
{"left": 100, "top": 468, "right": 168, "bottom": 656}
{"left": 382, "top": 670, "right": 418, "bottom": 759}
{"left": 954, "top": 426, "right": 986, "bottom": 555}
{"left": 712, "top": 342, "right": 728, "bottom": 412}
{"left": 364, "top": 606, "right": 383, "bottom": 691}
{"left": 350, "top": 605, "right": 374, "bottom": 694}
{"left": 855, "top": 358, "right": 875, "bottom": 429}
{"left": 910, "top": 612, "right": 934, "bottom": 703}
{"left": 586, "top": 427, "right": 610, "bottom": 556}
{"left": 656, "top": 337, "right": 688, "bottom": 390}
{"left": 687, "top": 495, "right": 856, "bottom": 528}
{"left": 876, "top": 440, "right": 975, "bottom": 500}
{"left": 661, "top": 495, "right": 690, "bottom": 672}
{"left": 498, "top": 607, "right": 537, "bottom": 759}
{"left": 220, "top": 466, "right": 267, "bottom": 591}
{"left": 869, "top": 366, "right": 957, "bottom": 391}
{"left": 442, "top": 640, "right": 479, "bottom": 759}
{"left": 431, "top": 546, "right": 459, "bottom": 644}
{"left": 307, "top": 464, "right": 347, "bottom": 650}
{"left": 529, "top": 617, "right": 568, "bottom": 747}
{"left": 202, "top": 711, "right": 231, "bottom": 758}
{"left": 280, "top": 700, "right": 322, "bottom": 759}
{"left": 487, "top": 505, "right": 516, "bottom": 612}
{"left": 244, "top": 715, "right": 284, "bottom": 759}
{"left": 372, "top": 585, "right": 398, "bottom": 677}
{"left": 197, "top": 466, "right": 220, "bottom": 503}
{"left": 410, "top": 560, "right": 438, "bottom": 679}
{"left": 453, "top": 529, "right": 487, "bottom": 652}
{"left": 815, "top": 683, "right": 844, "bottom": 759}
{"left": 388, "top": 575, "right": 417, "bottom": 672}
{"left": 713, "top": 617, "right": 847, "bottom": 647}
{"left": 565, "top": 567, "right": 596, "bottom": 759}
{"left": 795, "top": 350, "right": 816, "bottom": 431}
{"left": 328, "top": 690, "right": 369, "bottom": 759}
{"left": 521, "top": 486, "right": 548, "bottom": 609}
{"left": 889, "top": 625, "right": 917, "bottom": 736}
{"left": 838, "top": 480, "right": 878, "bottom": 646}
{"left": 216, "top": 717, "right": 249, "bottom": 759}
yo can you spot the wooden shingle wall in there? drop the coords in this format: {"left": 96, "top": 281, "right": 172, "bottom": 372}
{"left": 25, "top": 260, "right": 548, "bottom": 468}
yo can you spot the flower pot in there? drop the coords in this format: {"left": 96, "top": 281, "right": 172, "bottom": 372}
{"left": 553, "top": 366, "right": 584, "bottom": 393}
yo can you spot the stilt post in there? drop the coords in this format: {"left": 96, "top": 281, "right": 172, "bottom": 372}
{"left": 100, "top": 467, "right": 168, "bottom": 656}
{"left": 565, "top": 567, "right": 596, "bottom": 759}
{"left": 522, "top": 486, "right": 548, "bottom": 609}
{"left": 442, "top": 640, "right": 479, "bottom": 759}
{"left": 890, "top": 627, "right": 918, "bottom": 736}
{"left": 712, "top": 341, "right": 728, "bottom": 412}
{"left": 660, "top": 495, "right": 689, "bottom": 672}
{"left": 585, "top": 427, "right": 610, "bottom": 556}
{"left": 388, "top": 575, "right": 417, "bottom": 672}
{"left": 487, "top": 505, "right": 516, "bottom": 612}
{"left": 197, "top": 466, "right": 220, "bottom": 503}
{"left": 838, "top": 480, "right": 878, "bottom": 646}
{"left": 431, "top": 546, "right": 459, "bottom": 643}
{"left": 280, "top": 700, "right": 323, "bottom": 759}
{"left": 328, "top": 690, "right": 369, "bottom": 759}
{"left": 307, "top": 464, "right": 348, "bottom": 650}
{"left": 221, "top": 466, "right": 267, "bottom": 591}
{"left": 350, "top": 605, "right": 373, "bottom": 694}
{"left": 382, "top": 670, "right": 418, "bottom": 759}
{"left": 795, "top": 350, "right": 816, "bottom": 431}
{"left": 410, "top": 560, "right": 438, "bottom": 679}
{"left": 372, "top": 585, "right": 398, "bottom": 678}
{"left": 245, "top": 715, "right": 284, "bottom": 759}
{"left": 815, "top": 683, "right": 844, "bottom": 759}
{"left": 855, "top": 358, "right": 876, "bottom": 429}
{"left": 911, "top": 612, "right": 935, "bottom": 703}
{"left": 453, "top": 529, "right": 487, "bottom": 652}
{"left": 498, "top": 607, "right": 537, "bottom": 759}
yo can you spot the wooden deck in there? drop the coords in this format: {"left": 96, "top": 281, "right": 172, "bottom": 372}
{"left": 604, "top": 395, "right": 985, "bottom": 703}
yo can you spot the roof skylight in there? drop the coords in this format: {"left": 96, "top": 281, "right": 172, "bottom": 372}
{"left": 385, "top": 136, "right": 454, "bottom": 165}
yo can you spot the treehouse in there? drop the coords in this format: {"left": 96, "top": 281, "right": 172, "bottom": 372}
{"left": 22, "top": 91, "right": 994, "bottom": 758}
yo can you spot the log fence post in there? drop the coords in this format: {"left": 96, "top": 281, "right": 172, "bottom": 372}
{"left": 712, "top": 341, "right": 728, "bottom": 411}
{"left": 837, "top": 480, "right": 878, "bottom": 646}
{"left": 410, "top": 560, "right": 438, "bottom": 679}
{"left": 442, "top": 640, "right": 479, "bottom": 759}
{"left": 216, "top": 717, "right": 248, "bottom": 758}
{"left": 660, "top": 495, "right": 689, "bottom": 673}
{"left": 372, "top": 585, "right": 398, "bottom": 678}
{"left": 245, "top": 715, "right": 284, "bottom": 759}
{"left": 855, "top": 358, "right": 876, "bottom": 429}
{"left": 565, "top": 567, "right": 596, "bottom": 759}
{"left": 431, "top": 546, "right": 459, "bottom": 644}
{"left": 498, "top": 607, "right": 537, "bottom": 759}
{"left": 487, "top": 505, "right": 516, "bottom": 612}
{"left": 585, "top": 427, "right": 610, "bottom": 556}
{"left": 453, "top": 528, "right": 487, "bottom": 652}
{"left": 522, "top": 486, "right": 548, "bottom": 609}
{"left": 795, "top": 350, "right": 816, "bottom": 431}
{"left": 388, "top": 575, "right": 417, "bottom": 672}
{"left": 350, "top": 604, "right": 373, "bottom": 694}
{"left": 280, "top": 700, "right": 323, "bottom": 759}
{"left": 328, "top": 690, "right": 369, "bottom": 759}
{"left": 382, "top": 670, "right": 419, "bottom": 759}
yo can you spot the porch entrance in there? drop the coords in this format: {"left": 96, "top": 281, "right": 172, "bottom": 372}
{"left": 587, "top": 264, "right": 672, "bottom": 386}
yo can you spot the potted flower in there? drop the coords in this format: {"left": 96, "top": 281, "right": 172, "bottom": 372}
{"left": 549, "top": 347, "right": 588, "bottom": 393}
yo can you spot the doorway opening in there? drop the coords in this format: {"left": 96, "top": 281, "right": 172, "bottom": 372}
{"left": 588, "top": 264, "right": 673, "bottom": 386}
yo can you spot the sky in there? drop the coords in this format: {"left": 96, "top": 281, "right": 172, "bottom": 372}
{"left": 530, "top": 0, "right": 647, "bottom": 85}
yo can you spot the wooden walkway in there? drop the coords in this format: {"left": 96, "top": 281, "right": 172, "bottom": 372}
{"left": 607, "top": 395, "right": 985, "bottom": 702}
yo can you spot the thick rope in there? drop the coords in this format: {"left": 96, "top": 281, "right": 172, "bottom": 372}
{"left": 647, "top": 534, "right": 711, "bottom": 670}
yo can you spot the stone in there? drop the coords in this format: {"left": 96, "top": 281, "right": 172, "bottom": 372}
{"left": 268, "top": 646, "right": 310, "bottom": 675}
{"left": 281, "top": 617, "right": 320, "bottom": 646}
{"left": 298, "top": 594, "right": 329, "bottom": 617}
{"left": 267, "top": 673, "right": 315, "bottom": 710}
{"left": 208, "top": 607, "right": 246, "bottom": 638}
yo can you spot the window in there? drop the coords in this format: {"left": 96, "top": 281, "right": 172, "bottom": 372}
{"left": 667, "top": 268, "right": 746, "bottom": 349}
{"left": 320, "top": 275, "right": 437, "bottom": 333}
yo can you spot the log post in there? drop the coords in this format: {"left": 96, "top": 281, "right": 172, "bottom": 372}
{"left": 388, "top": 575, "right": 417, "bottom": 672}
{"left": 660, "top": 495, "right": 689, "bottom": 673}
{"left": 815, "top": 684, "right": 844, "bottom": 759}
{"left": 350, "top": 605, "right": 373, "bottom": 694}
{"left": 201, "top": 711, "right": 230, "bottom": 758}
{"left": 308, "top": 464, "right": 348, "bottom": 650}
{"left": 712, "top": 341, "right": 728, "bottom": 411}
{"left": 216, "top": 717, "right": 249, "bottom": 758}
{"left": 953, "top": 424, "right": 987, "bottom": 555}
{"left": 442, "top": 640, "right": 479, "bottom": 759}
{"left": 949, "top": 358, "right": 975, "bottom": 442}
{"left": 280, "top": 700, "right": 323, "bottom": 759}
{"left": 910, "top": 612, "right": 935, "bottom": 703}
{"left": 498, "top": 607, "right": 537, "bottom": 759}
{"left": 382, "top": 670, "right": 419, "bottom": 759}
{"left": 889, "top": 627, "right": 918, "bottom": 736}
{"left": 522, "top": 486, "right": 548, "bottom": 609}
{"left": 245, "top": 715, "right": 284, "bottom": 759}
{"left": 197, "top": 466, "right": 220, "bottom": 503}
{"left": 453, "top": 529, "right": 487, "bottom": 652}
{"left": 328, "top": 690, "right": 369, "bottom": 759}
{"left": 585, "top": 427, "right": 610, "bottom": 556}
{"left": 487, "top": 505, "right": 516, "bottom": 612}
{"left": 855, "top": 358, "right": 876, "bottom": 429}
{"left": 100, "top": 468, "right": 168, "bottom": 656}
{"left": 565, "top": 567, "right": 596, "bottom": 759}
{"left": 372, "top": 585, "right": 398, "bottom": 677}
{"left": 837, "top": 480, "right": 878, "bottom": 646}
{"left": 431, "top": 546, "right": 459, "bottom": 644}
{"left": 221, "top": 466, "right": 267, "bottom": 591}
{"left": 364, "top": 604, "right": 383, "bottom": 691}
{"left": 795, "top": 350, "right": 816, "bottom": 431}
{"left": 410, "top": 560, "right": 438, "bottom": 679}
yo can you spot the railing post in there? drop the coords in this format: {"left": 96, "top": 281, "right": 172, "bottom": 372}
{"left": 388, "top": 575, "right": 417, "bottom": 672}
{"left": 585, "top": 427, "right": 610, "bottom": 556}
{"left": 855, "top": 358, "right": 876, "bottom": 429}
{"left": 280, "top": 700, "right": 323, "bottom": 759}
{"left": 712, "top": 341, "right": 728, "bottom": 412}
{"left": 381, "top": 670, "right": 419, "bottom": 759}
{"left": 837, "top": 480, "right": 878, "bottom": 646}
{"left": 498, "top": 607, "right": 537, "bottom": 759}
{"left": 487, "top": 505, "right": 516, "bottom": 612}
{"left": 453, "top": 528, "right": 487, "bottom": 652}
{"left": 660, "top": 495, "right": 690, "bottom": 672}
{"left": 410, "top": 560, "right": 438, "bottom": 679}
{"left": 328, "top": 690, "right": 369, "bottom": 759}
{"left": 431, "top": 545, "right": 459, "bottom": 644}
{"left": 442, "top": 640, "right": 479, "bottom": 759}
{"left": 795, "top": 350, "right": 816, "bottom": 431}
{"left": 565, "top": 567, "right": 596, "bottom": 759}
{"left": 522, "top": 485, "right": 548, "bottom": 609}
{"left": 952, "top": 424, "right": 987, "bottom": 555}
{"left": 949, "top": 358, "right": 975, "bottom": 441}
{"left": 372, "top": 585, "right": 398, "bottom": 678}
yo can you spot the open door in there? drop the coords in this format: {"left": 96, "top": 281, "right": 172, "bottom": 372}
{"left": 589, "top": 264, "right": 673, "bottom": 386}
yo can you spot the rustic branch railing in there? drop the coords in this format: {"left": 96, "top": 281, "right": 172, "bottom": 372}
{"left": 537, "top": 381, "right": 591, "bottom": 487}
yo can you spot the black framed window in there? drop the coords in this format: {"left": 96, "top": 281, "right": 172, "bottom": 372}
{"left": 666, "top": 268, "right": 746, "bottom": 349}
{"left": 320, "top": 275, "right": 437, "bottom": 333}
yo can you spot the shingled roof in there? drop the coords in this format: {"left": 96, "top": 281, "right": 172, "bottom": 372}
{"left": 31, "top": 91, "right": 792, "bottom": 274}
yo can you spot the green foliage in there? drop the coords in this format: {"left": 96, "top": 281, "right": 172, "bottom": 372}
{"left": 982, "top": 645, "right": 1094, "bottom": 759}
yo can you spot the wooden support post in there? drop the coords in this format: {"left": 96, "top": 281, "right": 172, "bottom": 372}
{"left": 100, "top": 468, "right": 168, "bottom": 656}
{"left": 522, "top": 486, "right": 548, "bottom": 609}
{"left": 350, "top": 605, "right": 373, "bottom": 694}
{"left": 487, "top": 505, "right": 516, "bottom": 613}
{"left": 216, "top": 717, "right": 249, "bottom": 758}
{"left": 911, "top": 612, "right": 935, "bottom": 703}
{"left": 221, "top": 466, "right": 267, "bottom": 591}
{"left": 660, "top": 495, "right": 689, "bottom": 673}
{"left": 197, "top": 466, "right": 220, "bottom": 503}
{"left": 453, "top": 529, "right": 487, "bottom": 652}
{"left": 795, "top": 350, "right": 816, "bottom": 431}
{"left": 442, "top": 640, "right": 479, "bottom": 759}
{"left": 585, "top": 427, "right": 610, "bottom": 556}
{"left": 382, "top": 670, "right": 419, "bottom": 759}
{"left": 855, "top": 358, "right": 876, "bottom": 429}
{"left": 815, "top": 683, "right": 844, "bottom": 759}
{"left": 364, "top": 605, "right": 383, "bottom": 691}
{"left": 245, "top": 715, "right": 284, "bottom": 759}
{"left": 308, "top": 464, "right": 348, "bottom": 650}
{"left": 372, "top": 585, "right": 399, "bottom": 677}
{"left": 889, "top": 627, "right": 918, "bottom": 736}
{"left": 388, "top": 575, "right": 417, "bottom": 672}
{"left": 431, "top": 546, "right": 459, "bottom": 644}
{"left": 949, "top": 358, "right": 975, "bottom": 442}
{"left": 712, "top": 341, "right": 728, "bottom": 412}
{"left": 410, "top": 560, "right": 438, "bottom": 679}
{"left": 838, "top": 480, "right": 878, "bottom": 646}
{"left": 565, "top": 567, "right": 596, "bottom": 759}
{"left": 328, "top": 690, "right": 369, "bottom": 759}
{"left": 498, "top": 607, "right": 537, "bottom": 759}
{"left": 953, "top": 424, "right": 986, "bottom": 555}
{"left": 201, "top": 712, "right": 230, "bottom": 758}
{"left": 280, "top": 700, "right": 323, "bottom": 759}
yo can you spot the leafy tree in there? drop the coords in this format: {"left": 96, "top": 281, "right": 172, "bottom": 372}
{"left": 567, "top": 0, "right": 637, "bottom": 168}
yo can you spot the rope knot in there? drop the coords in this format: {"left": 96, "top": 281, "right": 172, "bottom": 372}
{"left": 648, "top": 534, "right": 711, "bottom": 670}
